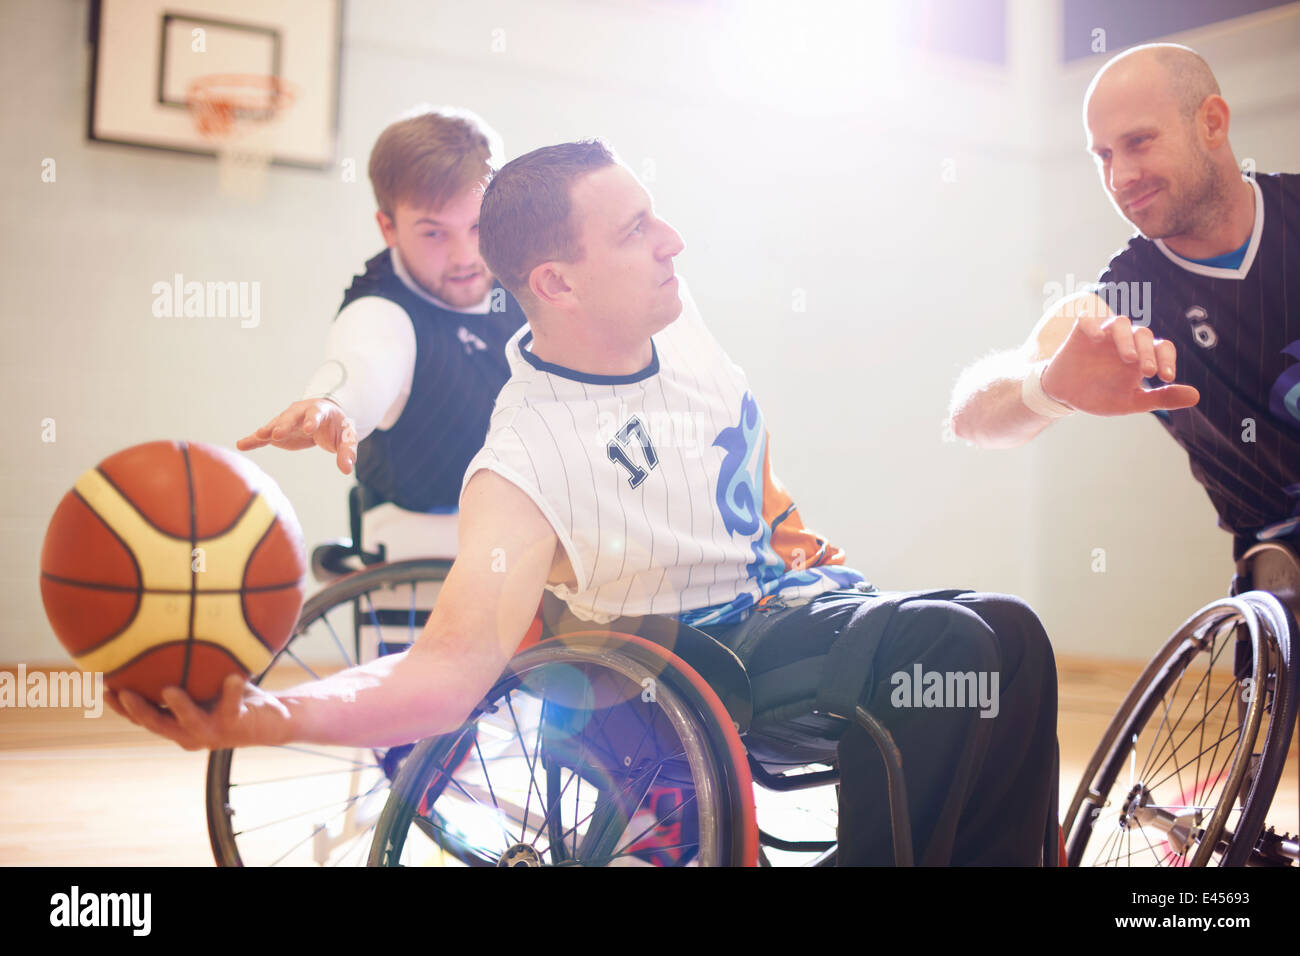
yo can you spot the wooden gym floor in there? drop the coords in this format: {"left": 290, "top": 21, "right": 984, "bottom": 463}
{"left": 1, "top": 656, "right": 1296, "bottom": 866}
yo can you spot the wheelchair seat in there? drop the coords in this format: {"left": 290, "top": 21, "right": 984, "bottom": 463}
{"left": 361, "top": 503, "right": 458, "bottom": 561}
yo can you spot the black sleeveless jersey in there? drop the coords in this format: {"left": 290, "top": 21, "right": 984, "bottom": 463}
{"left": 1094, "top": 173, "right": 1300, "bottom": 557}
{"left": 336, "top": 249, "right": 527, "bottom": 512}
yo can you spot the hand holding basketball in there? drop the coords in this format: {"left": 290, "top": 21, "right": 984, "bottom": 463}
{"left": 107, "top": 674, "right": 291, "bottom": 751}
{"left": 1041, "top": 316, "right": 1201, "bottom": 416}
{"left": 238, "top": 398, "right": 358, "bottom": 475}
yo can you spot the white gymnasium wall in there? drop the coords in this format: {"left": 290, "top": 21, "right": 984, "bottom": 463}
{"left": 1, "top": 0, "right": 1293, "bottom": 665}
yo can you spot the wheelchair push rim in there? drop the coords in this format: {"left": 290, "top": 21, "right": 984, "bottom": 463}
{"left": 369, "top": 633, "right": 759, "bottom": 867}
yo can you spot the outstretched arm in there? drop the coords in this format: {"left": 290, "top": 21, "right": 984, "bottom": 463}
{"left": 947, "top": 291, "right": 1199, "bottom": 448}
{"left": 236, "top": 297, "right": 417, "bottom": 474}
{"left": 108, "top": 469, "right": 559, "bottom": 750}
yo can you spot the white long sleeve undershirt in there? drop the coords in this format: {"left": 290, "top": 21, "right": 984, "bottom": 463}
{"left": 301, "top": 247, "right": 492, "bottom": 440}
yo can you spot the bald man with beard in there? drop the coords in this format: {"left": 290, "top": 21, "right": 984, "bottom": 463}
{"left": 948, "top": 43, "right": 1300, "bottom": 561}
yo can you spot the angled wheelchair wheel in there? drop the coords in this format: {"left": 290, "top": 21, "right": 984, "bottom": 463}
{"left": 368, "top": 632, "right": 759, "bottom": 867}
{"left": 206, "top": 558, "right": 451, "bottom": 866}
{"left": 1064, "top": 592, "right": 1297, "bottom": 867}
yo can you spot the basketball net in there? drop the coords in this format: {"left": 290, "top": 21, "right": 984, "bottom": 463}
{"left": 186, "top": 74, "right": 298, "bottom": 201}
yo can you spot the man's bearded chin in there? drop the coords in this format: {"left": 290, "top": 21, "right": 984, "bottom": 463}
{"left": 1142, "top": 154, "right": 1226, "bottom": 241}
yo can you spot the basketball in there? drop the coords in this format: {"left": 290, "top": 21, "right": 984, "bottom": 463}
{"left": 38, "top": 440, "right": 306, "bottom": 707}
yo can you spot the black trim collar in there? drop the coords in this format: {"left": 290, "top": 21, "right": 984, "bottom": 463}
{"left": 517, "top": 330, "right": 659, "bottom": 384}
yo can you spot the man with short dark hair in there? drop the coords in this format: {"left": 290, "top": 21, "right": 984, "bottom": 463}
{"left": 112, "top": 139, "right": 1060, "bottom": 866}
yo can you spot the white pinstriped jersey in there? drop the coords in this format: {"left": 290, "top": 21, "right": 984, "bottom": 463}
{"left": 460, "top": 276, "right": 865, "bottom": 626}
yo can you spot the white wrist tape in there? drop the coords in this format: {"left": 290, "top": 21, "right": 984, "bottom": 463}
{"left": 1021, "top": 361, "right": 1074, "bottom": 419}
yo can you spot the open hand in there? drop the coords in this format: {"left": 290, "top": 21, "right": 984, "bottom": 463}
{"left": 237, "top": 398, "right": 358, "bottom": 475}
{"left": 1041, "top": 314, "right": 1200, "bottom": 416}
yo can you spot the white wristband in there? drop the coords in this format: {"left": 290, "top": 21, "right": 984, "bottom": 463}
{"left": 1021, "top": 361, "right": 1074, "bottom": 419}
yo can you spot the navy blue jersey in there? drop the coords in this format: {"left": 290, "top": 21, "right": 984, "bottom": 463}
{"left": 337, "top": 249, "right": 526, "bottom": 512}
{"left": 1094, "top": 172, "right": 1300, "bottom": 556}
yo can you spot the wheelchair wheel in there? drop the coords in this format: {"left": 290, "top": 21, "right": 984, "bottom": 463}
{"left": 368, "top": 632, "right": 759, "bottom": 867}
{"left": 206, "top": 558, "right": 451, "bottom": 866}
{"left": 1064, "top": 592, "right": 1297, "bottom": 867}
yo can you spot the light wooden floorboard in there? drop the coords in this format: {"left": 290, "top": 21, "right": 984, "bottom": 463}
{"left": 2, "top": 656, "right": 1295, "bottom": 866}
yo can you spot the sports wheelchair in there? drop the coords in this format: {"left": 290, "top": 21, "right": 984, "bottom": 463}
{"left": 205, "top": 486, "right": 1061, "bottom": 867}
{"left": 1062, "top": 540, "right": 1300, "bottom": 867}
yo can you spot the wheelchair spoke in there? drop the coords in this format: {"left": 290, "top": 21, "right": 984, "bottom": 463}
{"left": 268, "top": 745, "right": 383, "bottom": 770}
{"left": 526, "top": 680, "right": 666, "bottom": 856}
{"left": 530, "top": 759, "right": 583, "bottom": 854}
{"left": 502, "top": 694, "right": 549, "bottom": 843}
{"left": 233, "top": 776, "right": 388, "bottom": 839}
{"left": 1138, "top": 654, "right": 1190, "bottom": 788}
{"left": 553, "top": 746, "right": 689, "bottom": 852}
{"left": 230, "top": 764, "right": 392, "bottom": 787}
{"left": 318, "top": 610, "right": 356, "bottom": 670}
{"left": 554, "top": 739, "right": 679, "bottom": 850}
{"left": 1144, "top": 707, "right": 1240, "bottom": 795}
{"left": 607, "top": 787, "right": 699, "bottom": 863}
{"left": 260, "top": 777, "right": 390, "bottom": 866}
{"left": 1164, "top": 633, "right": 1235, "bottom": 790}
{"left": 406, "top": 586, "right": 422, "bottom": 641}
{"left": 326, "top": 819, "right": 380, "bottom": 867}
{"left": 471, "top": 732, "right": 502, "bottom": 816}
{"left": 1129, "top": 640, "right": 1238, "bottom": 798}
{"left": 513, "top": 695, "right": 547, "bottom": 845}
{"left": 518, "top": 666, "right": 644, "bottom": 853}
{"left": 1190, "top": 625, "right": 1235, "bottom": 816}
{"left": 578, "top": 763, "right": 663, "bottom": 863}
{"left": 278, "top": 645, "right": 323, "bottom": 683}
{"left": 1088, "top": 815, "right": 1120, "bottom": 867}
{"left": 433, "top": 753, "right": 522, "bottom": 851}
{"left": 1136, "top": 632, "right": 1230, "bottom": 788}
{"left": 1140, "top": 823, "right": 1175, "bottom": 867}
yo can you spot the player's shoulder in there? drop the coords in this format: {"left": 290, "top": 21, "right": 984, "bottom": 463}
{"left": 338, "top": 248, "right": 397, "bottom": 308}
{"left": 483, "top": 335, "right": 554, "bottom": 425}
{"left": 1095, "top": 230, "right": 1159, "bottom": 285}
{"left": 1255, "top": 170, "right": 1300, "bottom": 209}
{"left": 349, "top": 247, "right": 396, "bottom": 286}
{"left": 334, "top": 292, "right": 415, "bottom": 331}
{"left": 1256, "top": 169, "right": 1299, "bottom": 189}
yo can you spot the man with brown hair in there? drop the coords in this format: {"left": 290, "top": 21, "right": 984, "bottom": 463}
{"left": 114, "top": 138, "right": 1059, "bottom": 866}
{"left": 238, "top": 106, "right": 527, "bottom": 514}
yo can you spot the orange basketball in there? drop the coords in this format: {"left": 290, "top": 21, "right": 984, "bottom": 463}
{"left": 39, "top": 440, "right": 306, "bottom": 707}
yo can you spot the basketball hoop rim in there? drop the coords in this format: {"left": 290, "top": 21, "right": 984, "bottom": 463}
{"left": 186, "top": 73, "right": 300, "bottom": 140}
